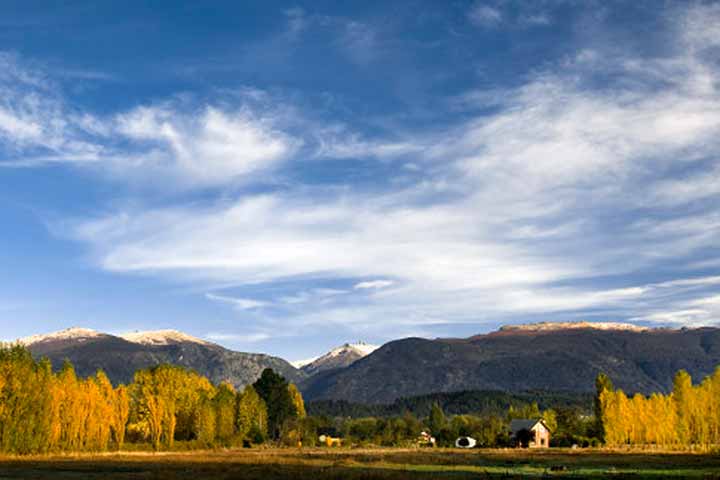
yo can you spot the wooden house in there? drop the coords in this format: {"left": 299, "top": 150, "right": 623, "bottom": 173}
{"left": 509, "top": 419, "right": 551, "bottom": 448}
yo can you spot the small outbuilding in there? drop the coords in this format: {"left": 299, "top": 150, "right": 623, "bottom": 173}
{"left": 509, "top": 419, "right": 551, "bottom": 448}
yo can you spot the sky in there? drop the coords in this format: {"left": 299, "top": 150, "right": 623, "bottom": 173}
{"left": 1, "top": 0, "right": 720, "bottom": 361}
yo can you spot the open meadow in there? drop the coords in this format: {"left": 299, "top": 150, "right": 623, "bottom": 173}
{"left": 1, "top": 448, "right": 720, "bottom": 479}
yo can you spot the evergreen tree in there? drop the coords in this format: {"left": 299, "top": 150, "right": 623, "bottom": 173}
{"left": 253, "top": 369, "right": 297, "bottom": 439}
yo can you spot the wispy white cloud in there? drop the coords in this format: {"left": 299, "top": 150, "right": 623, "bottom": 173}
{"left": 279, "top": 288, "right": 348, "bottom": 305}
{"left": 283, "top": 7, "right": 308, "bottom": 39}
{"left": 519, "top": 12, "right": 552, "bottom": 26}
{"left": 629, "top": 288, "right": 720, "bottom": 328}
{"left": 205, "top": 293, "right": 267, "bottom": 310}
{"left": 67, "top": 192, "right": 578, "bottom": 291}
{"left": 650, "top": 167, "right": 720, "bottom": 205}
{"left": 0, "top": 50, "right": 421, "bottom": 184}
{"left": 339, "top": 20, "right": 378, "bottom": 65}
{"left": 354, "top": 280, "right": 394, "bottom": 290}
{"left": 205, "top": 332, "right": 270, "bottom": 343}
{"left": 0, "top": 53, "right": 107, "bottom": 166}
{"left": 114, "top": 103, "right": 300, "bottom": 186}
{"left": 468, "top": 4, "right": 502, "bottom": 28}
{"left": 0, "top": 53, "right": 307, "bottom": 186}
{"left": 468, "top": 2, "right": 554, "bottom": 30}
{"left": 653, "top": 275, "right": 720, "bottom": 289}
{"left": 314, "top": 126, "right": 422, "bottom": 159}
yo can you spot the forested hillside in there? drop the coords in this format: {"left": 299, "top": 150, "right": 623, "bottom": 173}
{"left": 302, "top": 326, "right": 720, "bottom": 403}
{"left": 308, "top": 390, "right": 593, "bottom": 418}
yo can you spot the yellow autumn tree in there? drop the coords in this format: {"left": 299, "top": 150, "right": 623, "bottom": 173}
{"left": 673, "top": 370, "right": 693, "bottom": 445}
{"left": 237, "top": 385, "right": 268, "bottom": 443}
{"left": 214, "top": 382, "right": 237, "bottom": 445}
{"left": 57, "top": 361, "right": 84, "bottom": 451}
{"left": 131, "top": 368, "right": 166, "bottom": 450}
{"left": 109, "top": 385, "right": 130, "bottom": 449}
{"left": 288, "top": 383, "right": 306, "bottom": 419}
{"left": 193, "top": 393, "right": 217, "bottom": 446}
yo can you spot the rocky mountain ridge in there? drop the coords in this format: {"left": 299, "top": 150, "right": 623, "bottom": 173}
{"left": 17, "top": 327, "right": 302, "bottom": 390}
{"left": 301, "top": 325, "right": 720, "bottom": 403}
{"left": 10, "top": 322, "right": 720, "bottom": 405}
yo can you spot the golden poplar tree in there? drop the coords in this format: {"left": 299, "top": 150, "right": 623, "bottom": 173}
{"left": 673, "top": 370, "right": 693, "bottom": 445}
{"left": 57, "top": 361, "right": 84, "bottom": 451}
{"left": 131, "top": 369, "right": 166, "bottom": 450}
{"left": 112, "top": 385, "right": 130, "bottom": 449}
{"left": 288, "top": 383, "right": 306, "bottom": 419}
{"left": 193, "top": 393, "right": 217, "bottom": 446}
{"left": 237, "top": 385, "right": 268, "bottom": 442}
{"left": 214, "top": 382, "right": 237, "bottom": 445}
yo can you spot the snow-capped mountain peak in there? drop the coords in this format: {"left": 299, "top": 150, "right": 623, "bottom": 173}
{"left": 325, "top": 342, "right": 378, "bottom": 359}
{"left": 291, "top": 357, "right": 317, "bottom": 369}
{"left": 18, "top": 327, "right": 106, "bottom": 346}
{"left": 299, "top": 341, "right": 379, "bottom": 375}
{"left": 499, "top": 321, "right": 649, "bottom": 333}
{"left": 120, "top": 329, "right": 211, "bottom": 346}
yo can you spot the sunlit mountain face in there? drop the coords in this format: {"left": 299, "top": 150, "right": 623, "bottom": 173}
{"left": 301, "top": 324, "right": 720, "bottom": 404}
{"left": 19, "top": 326, "right": 301, "bottom": 390}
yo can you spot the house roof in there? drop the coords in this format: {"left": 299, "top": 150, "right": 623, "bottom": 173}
{"left": 509, "top": 419, "right": 549, "bottom": 434}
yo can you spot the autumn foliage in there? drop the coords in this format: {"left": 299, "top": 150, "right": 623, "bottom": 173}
{"left": 599, "top": 367, "right": 720, "bottom": 448}
{"left": 0, "top": 345, "right": 305, "bottom": 454}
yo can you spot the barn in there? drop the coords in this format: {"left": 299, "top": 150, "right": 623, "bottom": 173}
{"left": 509, "top": 419, "right": 551, "bottom": 448}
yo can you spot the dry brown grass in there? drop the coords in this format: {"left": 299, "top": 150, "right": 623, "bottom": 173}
{"left": 1, "top": 448, "right": 720, "bottom": 479}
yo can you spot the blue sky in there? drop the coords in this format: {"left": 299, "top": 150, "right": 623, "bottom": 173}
{"left": 1, "top": 1, "right": 720, "bottom": 361}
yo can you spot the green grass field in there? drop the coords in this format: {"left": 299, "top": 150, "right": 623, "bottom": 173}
{"left": 1, "top": 448, "right": 719, "bottom": 479}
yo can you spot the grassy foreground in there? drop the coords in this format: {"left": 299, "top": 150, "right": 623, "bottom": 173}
{"left": 1, "top": 448, "right": 720, "bottom": 479}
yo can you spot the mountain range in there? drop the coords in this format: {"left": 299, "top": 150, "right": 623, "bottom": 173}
{"left": 18, "top": 327, "right": 302, "bottom": 390}
{"left": 10, "top": 322, "right": 720, "bottom": 404}
{"left": 301, "top": 322, "right": 720, "bottom": 403}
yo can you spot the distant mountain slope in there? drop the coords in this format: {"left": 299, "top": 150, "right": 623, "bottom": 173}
{"left": 301, "top": 323, "right": 720, "bottom": 404}
{"left": 21, "top": 327, "right": 303, "bottom": 389}
{"left": 299, "top": 342, "right": 378, "bottom": 376}
{"left": 308, "top": 389, "right": 594, "bottom": 418}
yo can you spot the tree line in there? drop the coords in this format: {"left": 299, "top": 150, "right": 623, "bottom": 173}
{"left": 0, "top": 343, "right": 591, "bottom": 452}
{"left": 0, "top": 345, "right": 306, "bottom": 454}
{"left": 308, "top": 390, "right": 592, "bottom": 419}
{"left": 321, "top": 401, "right": 563, "bottom": 448}
{"left": 4, "top": 341, "right": 720, "bottom": 453}
{"left": 598, "top": 367, "right": 720, "bottom": 448}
